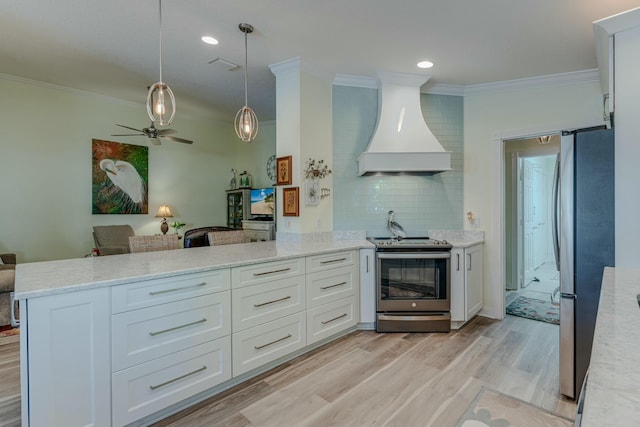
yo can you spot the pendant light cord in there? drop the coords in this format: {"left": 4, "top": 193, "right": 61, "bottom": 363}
{"left": 243, "top": 30, "right": 248, "bottom": 106}
{"left": 158, "top": 0, "right": 163, "bottom": 83}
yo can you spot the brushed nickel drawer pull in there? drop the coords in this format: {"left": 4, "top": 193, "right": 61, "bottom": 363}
{"left": 321, "top": 313, "right": 347, "bottom": 325}
{"left": 149, "top": 282, "right": 207, "bottom": 296}
{"left": 254, "top": 334, "right": 292, "bottom": 350}
{"left": 320, "top": 281, "right": 347, "bottom": 290}
{"left": 320, "top": 257, "right": 347, "bottom": 264}
{"left": 253, "top": 267, "right": 291, "bottom": 277}
{"left": 149, "top": 318, "right": 207, "bottom": 336}
{"left": 253, "top": 296, "right": 291, "bottom": 307}
{"left": 149, "top": 365, "right": 207, "bottom": 390}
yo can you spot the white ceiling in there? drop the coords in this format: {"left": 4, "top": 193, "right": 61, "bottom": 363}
{"left": 1, "top": 0, "right": 639, "bottom": 122}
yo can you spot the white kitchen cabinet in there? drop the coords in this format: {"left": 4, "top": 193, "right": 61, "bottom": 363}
{"left": 111, "top": 270, "right": 232, "bottom": 427}
{"left": 242, "top": 220, "right": 275, "bottom": 241}
{"left": 232, "top": 276, "right": 305, "bottom": 332}
{"left": 306, "top": 265, "right": 355, "bottom": 308}
{"left": 450, "top": 243, "right": 484, "bottom": 329}
{"left": 359, "top": 248, "right": 376, "bottom": 329}
{"left": 307, "top": 296, "right": 357, "bottom": 344}
{"left": 232, "top": 311, "right": 306, "bottom": 376}
{"left": 112, "top": 337, "right": 231, "bottom": 427}
{"left": 26, "top": 288, "right": 111, "bottom": 427}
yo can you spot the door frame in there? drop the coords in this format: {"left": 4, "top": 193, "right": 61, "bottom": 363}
{"left": 506, "top": 149, "right": 558, "bottom": 292}
{"left": 492, "top": 121, "right": 597, "bottom": 319}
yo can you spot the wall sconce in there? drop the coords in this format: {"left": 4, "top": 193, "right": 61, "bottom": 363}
{"left": 156, "top": 205, "right": 173, "bottom": 234}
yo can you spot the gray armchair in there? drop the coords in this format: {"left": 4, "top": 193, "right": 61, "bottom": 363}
{"left": 92, "top": 225, "right": 135, "bottom": 255}
{"left": 0, "top": 253, "right": 17, "bottom": 327}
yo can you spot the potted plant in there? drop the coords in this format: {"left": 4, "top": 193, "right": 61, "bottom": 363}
{"left": 170, "top": 221, "right": 186, "bottom": 235}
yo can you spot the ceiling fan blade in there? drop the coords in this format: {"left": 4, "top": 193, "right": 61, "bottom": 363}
{"left": 151, "top": 138, "right": 162, "bottom": 146}
{"left": 162, "top": 135, "right": 194, "bottom": 144}
{"left": 115, "top": 124, "right": 144, "bottom": 133}
{"left": 157, "top": 128, "right": 177, "bottom": 135}
{"left": 111, "top": 133, "right": 144, "bottom": 137}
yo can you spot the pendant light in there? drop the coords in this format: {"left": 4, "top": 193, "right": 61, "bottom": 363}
{"left": 234, "top": 23, "right": 259, "bottom": 142}
{"left": 146, "top": 0, "right": 176, "bottom": 126}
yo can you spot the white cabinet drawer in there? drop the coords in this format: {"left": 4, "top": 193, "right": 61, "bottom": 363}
{"left": 232, "top": 276, "right": 305, "bottom": 332}
{"left": 307, "top": 296, "right": 357, "bottom": 345}
{"left": 232, "top": 258, "right": 304, "bottom": 288}
{"left": 306, "top": 250, "right": 355, "bottom": 274}
{"left": 112, "top": 336, "right": 231, "bottom": 427}
{"left": 112, "top": 269, "right": 230, "bottom": 314}
{"left": 112, "top": 292, "right": 230, "bottom": 371}
{"left": 306, "top": 265, "right": 355, "bottom": 309}
{"left": 244, "top": 229, "right": 271, "bottom": 241}
{"left": 232, "top": 312, "right": 306, "bottom": 376}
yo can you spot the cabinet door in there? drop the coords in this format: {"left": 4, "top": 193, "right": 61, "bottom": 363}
{"left": 359, "top": 248, "right": 375, "bottom": 325}
{"left": 450, "top": 248, "right": 465, "bottom": 322}
{"left": 27, "top": 288, "right": 111, "bottom": 427}
{"left": 465, "top": 244, "right": 484, "bottom": 319}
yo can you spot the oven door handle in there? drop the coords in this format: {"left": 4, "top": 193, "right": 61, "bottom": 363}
{"left": 376, "top": 252, "right": 451, "bottom": 260}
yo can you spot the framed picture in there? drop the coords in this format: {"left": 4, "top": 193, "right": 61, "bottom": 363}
{"left": 276, "top": 155, "right": 292, "bottom": 185}
{"left": 282, "top": 187, "right": 299, "bottom": 216}
{"left": 305, "top": 179, "right": 320, "bottom": 206}
{"left": 92, "top": 139, "right": 148, "bottom": 214}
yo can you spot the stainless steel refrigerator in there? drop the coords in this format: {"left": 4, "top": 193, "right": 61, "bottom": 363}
{"left": 556, "top": 126, "right": 614, "bottom": 399}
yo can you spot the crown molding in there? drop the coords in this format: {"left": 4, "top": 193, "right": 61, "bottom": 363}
{"left": 332, "top": 74, "right": 378, "bottom": 89}
{"left": 332, "top": 69, "right": 600, "bottom": 97}
{"left": 463, "top": 69, "right": 600, "bottom": 96}
{"left": 269, "top": 57, "right": 333, "bottom": 82}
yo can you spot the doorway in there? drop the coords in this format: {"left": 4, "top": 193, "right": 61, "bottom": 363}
{"left": 504, "top": 135, "right": 561, "bottom": 324}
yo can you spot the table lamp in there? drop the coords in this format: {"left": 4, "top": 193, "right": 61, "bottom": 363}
{"left": 155, "top": 205, "right": 173, "bottom": 234}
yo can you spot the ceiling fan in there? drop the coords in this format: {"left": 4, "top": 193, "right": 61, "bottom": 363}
{"left": 112, "top": 123, "right": 193, "bottom": 145}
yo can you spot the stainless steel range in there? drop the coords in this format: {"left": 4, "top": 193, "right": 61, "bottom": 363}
{"left": 369, "top": 237, "right": 452, "bottom": 333}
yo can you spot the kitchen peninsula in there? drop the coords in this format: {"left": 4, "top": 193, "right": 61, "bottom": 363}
{"left": 580, "top": 267, "right": 640, "bottom": 426}
{"left": 15, "top": 236, "right": 372, "bottom": 427}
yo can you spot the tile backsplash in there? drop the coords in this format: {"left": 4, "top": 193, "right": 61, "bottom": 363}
{"left": 332, "top": 86, "right": 464, "bottom": 237}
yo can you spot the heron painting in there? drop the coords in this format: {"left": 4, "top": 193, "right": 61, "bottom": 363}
{"left": 92, "top": 139, "right": 148, "bottom": 214}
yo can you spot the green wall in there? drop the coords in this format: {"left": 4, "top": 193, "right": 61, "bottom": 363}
{"left": 0, "top": 76, "right": 275, "bottom": 262}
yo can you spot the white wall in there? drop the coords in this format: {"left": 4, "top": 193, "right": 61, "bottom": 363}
{"left": 464, "top": 80, "right": 604, "bottom": 319}
{"left": 0, "top": 75, "right": 275, "bottom": 262}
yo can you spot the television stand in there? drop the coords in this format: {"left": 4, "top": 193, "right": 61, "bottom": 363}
{"left": 242, "top": 220, "right": 275, "bottom": 241}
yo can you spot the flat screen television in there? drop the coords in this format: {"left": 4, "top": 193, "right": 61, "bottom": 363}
{"left": 250, "top": 187, "right": 275, "bottom": 218}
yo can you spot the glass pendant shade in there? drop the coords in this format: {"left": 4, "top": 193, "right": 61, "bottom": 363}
{"left": 146, "top": 0, "right": 176, "bottom": 126}
{"left": 236, "top": 23, "right": 258, "bottom": 142}
{"left": 147, "top": 82, "right": 176, "bottom": 126}
{"left": 235, "top": 105, "right": 259, "bottom": 142}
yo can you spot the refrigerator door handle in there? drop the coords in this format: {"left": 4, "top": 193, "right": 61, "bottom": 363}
{"left": 561, "top": 292, "right": 577, "bottom": 300}
{"left": 560, "top": 296, "right": 576, "bottom": 398}
{"left": 552, "top": 154, "right": 560, "bottom": 271}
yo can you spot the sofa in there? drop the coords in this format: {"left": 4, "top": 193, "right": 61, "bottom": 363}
{"left": 0, "top": 253, "right": 16, "bottom": 327}
{"left": 183, "top": 226, "right": 235, "bottom": 248}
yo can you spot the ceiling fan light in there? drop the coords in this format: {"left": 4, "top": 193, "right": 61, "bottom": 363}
{"left": 234, "top": 106, "right": 258, "bottom": 142}
{"left": 146, "top": 82, "right": 176, "bottom": 126}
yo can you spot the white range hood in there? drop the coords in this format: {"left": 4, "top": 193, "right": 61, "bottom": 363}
{"left": 358, "top": 71, "right": 452, "bottom": 175}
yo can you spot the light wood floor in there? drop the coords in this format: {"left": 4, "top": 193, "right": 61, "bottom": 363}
{"left": 153, "top": 315, "right": 576, "bottom": 427}
{"left": 0, "top": 316, "right": 576, "bottom": 427}
{"left": 0, "top": 335, "right": 20, "bottom": 427}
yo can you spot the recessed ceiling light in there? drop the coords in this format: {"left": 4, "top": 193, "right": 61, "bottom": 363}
{"left": 201, "top": 36, "right": 219, "bottom": 45}
{"left": 417, "top": 60, "right": 434, "bottom": 69}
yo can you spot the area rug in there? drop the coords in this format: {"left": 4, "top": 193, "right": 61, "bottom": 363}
{"left": 506, "top": 295, "right": 559, "bottom": 325}
{"left": 0, "top": 325, "right": 19, "bottom": 337}
{"left": 456, "top": 387, "right": 572, "bottom": 427}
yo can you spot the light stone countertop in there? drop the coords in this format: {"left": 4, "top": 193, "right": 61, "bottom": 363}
{"left": 581, "top": 266, "right": 640, "bottom": 427}
{"left": 15, "top": 239, "right": 373, "bottom": 299}
{"left": 428, "top": 229, "right": 485, "bottom": 248}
